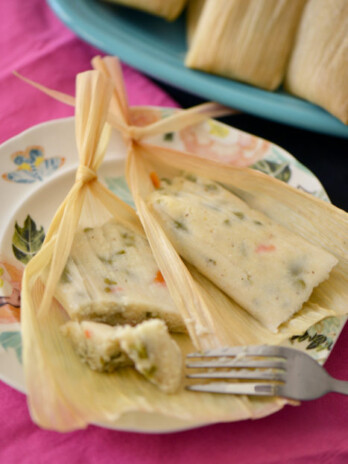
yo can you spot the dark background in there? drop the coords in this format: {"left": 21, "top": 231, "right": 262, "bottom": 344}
{"left": 151, "top": 78, "right": 348, "bottom": 212}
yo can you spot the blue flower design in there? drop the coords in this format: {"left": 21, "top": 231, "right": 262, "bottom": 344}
{"left": 2, "top": 146, "right": 65, "bottom": 183}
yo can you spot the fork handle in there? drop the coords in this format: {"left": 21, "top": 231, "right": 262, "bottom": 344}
{"left": 330, "top": 379, "right": 348, "bottom": 396}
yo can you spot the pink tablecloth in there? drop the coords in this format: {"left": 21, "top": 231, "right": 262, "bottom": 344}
{"left": 1, "top": 2, "right": 348, "bottom": 463}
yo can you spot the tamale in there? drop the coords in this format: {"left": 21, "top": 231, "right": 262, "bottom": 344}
{"left": 147, "top": 175, "right": 337, "bottom": 332}
{"left": 185, "top": 0, "right": 306, "bottom": 90}
{"left": 285, "top": 0, "right": 348, "bottom": 124}
{"left": 55, "top": 219, "right": 185, "bottom": 332}
{"left": 102, "top": 0, "right": 188, "bottom": 21}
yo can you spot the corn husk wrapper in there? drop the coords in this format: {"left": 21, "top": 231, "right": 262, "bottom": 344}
{"left": 186, "top": 0, "right": 206, "bottom": 45}
{"left": 20, "top": 56, "right": 348, "bottom": 432}
{"left": 185, "top": 0, "right": 306, "bottom": 90}
{"left": 102, "top": 0, "right": 187, "bottom": 21}
{"left": 285, "top": 0, "right": 348, "bottom": 124}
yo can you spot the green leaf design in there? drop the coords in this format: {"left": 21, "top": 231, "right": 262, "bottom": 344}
{"left": 104, "top": 176, "right": 135, "bottom": 208}
{"left": 307, "top": 334, "right": 327, "bottom": 350}
{"left": 0, "top": 331, "right": 22, "bottom": 363}
{"left": 290, "top": 331, "right": 331, "bottom": 352}
{"left": 252, "top": 160, "right": 291, "bottom": 183}
{"left": 12, "top": 215, "right": 45, "bottom": 264}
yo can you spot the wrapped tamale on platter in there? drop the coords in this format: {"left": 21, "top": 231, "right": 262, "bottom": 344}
{"left": 16, "top": 56, "right": 348, "bottom": 431}
{"left": 186, "top": 0, "right": 307, "bottom": 90}
{"left": 285, "top": 0, "right": 348, "bottom": 124}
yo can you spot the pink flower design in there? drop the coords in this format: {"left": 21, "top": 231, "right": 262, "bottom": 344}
{"left": 0, "top": 261, "right": 23, "bottom": 323}
{"left": 129, "top": 107, "right": 162, "bottom": 127}
{"left": 179, "top": 125, "right": 271, "bottom": 167}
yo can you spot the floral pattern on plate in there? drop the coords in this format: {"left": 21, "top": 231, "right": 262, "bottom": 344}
{"left": 0, "top": 260, "right": 23, "bottom": 324}
{"left": 12, "top": 215, "right": 45, "bottom": 265}
{"left": 179, "top": 122, "right": 271, "bottom": 167}
{"left": 0, "top": 331, "right": 22, "bottom": 363}
{"left": 2, "top": 145, "right": 65, "bottom": 183}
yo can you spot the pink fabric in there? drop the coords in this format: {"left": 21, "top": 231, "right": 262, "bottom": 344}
{"left": 0, "top": 1, "right": 179, "bottom": 145}
{"left": 1, "top": 2, "right": 348, "bottom": 463}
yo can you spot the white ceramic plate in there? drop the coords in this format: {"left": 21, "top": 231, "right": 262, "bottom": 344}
{"left": 0, "top": 113, "right": 346, "bottom": 433}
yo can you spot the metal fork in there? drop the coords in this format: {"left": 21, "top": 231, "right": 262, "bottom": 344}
{"left": 186, "top": 345, "right": 348, "bottom": 400}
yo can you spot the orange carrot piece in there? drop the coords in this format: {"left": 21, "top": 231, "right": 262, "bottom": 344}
{"left": 154, "top": 270, "right": 166, "bottom": 285}
{"left": 256, "top": 244, "right": 276, "bottom": 253}
{"left": 150, "top": 171, "right": 161, "bottom": 189}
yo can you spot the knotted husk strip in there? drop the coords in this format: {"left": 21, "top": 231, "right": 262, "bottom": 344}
{"left": 19, "top": 56, "right": 347, "bottom": 432}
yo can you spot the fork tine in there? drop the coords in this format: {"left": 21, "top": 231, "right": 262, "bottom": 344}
{"left": 187, "top": 370, "right": 286, "bottom": 381}
{"left": 187, "top": 345, "right": 286, "bottom": 359}
{"left": 187, "top": 381, "right": 277, "bottom": 396}
{"left": 186, "top": 359, "right": 286, "bottom": 370}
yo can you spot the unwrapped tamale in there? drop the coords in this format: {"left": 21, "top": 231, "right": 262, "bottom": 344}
{"left": 55, "top": 219, "right": 186, "bottom": 332}
{"left": 147, "top": 175, "right": 338, "bottom": 332}
{"left": 185, "top": 0, "right": 306, "bottom": 90}
{"left": 285, "top": 0, "right": 348, "bottom": 124}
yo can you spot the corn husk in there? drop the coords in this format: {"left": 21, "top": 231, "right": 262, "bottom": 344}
{"left": 285, "top": 0, "right": 348, "bottom": 124}
{"left": 185, "top": 0, "right": 306, "bottom": 90}
{"left": 20, "top": 57, "right": 348, "bottom": 432}
{"left": 102, "top": 0, "right": 187, "bottom": 21}
{"left": 186, "top": 0, "right": 206, "bottom": 45}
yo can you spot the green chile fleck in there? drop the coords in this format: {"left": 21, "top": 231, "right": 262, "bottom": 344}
{"left": 173, "top": 220, "right": 188, "bottom": 231}
{"left": 233, "top": 211, "right": 245, "bottom": 220}
{"left": 295, "top": 279, "right": 306, "bottom": 289}
{"left": 143, "top": 365, "right": 157, "bottom": 379}
{"left": 104, "top": 277, "right": 117, "bottom": 285}
{"left": 60, "top": 266, "right": 72, "bottom": 283}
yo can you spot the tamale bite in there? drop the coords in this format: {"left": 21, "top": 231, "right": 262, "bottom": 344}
{"left": 62, "top": 319, "right": 183, "bottom": 393}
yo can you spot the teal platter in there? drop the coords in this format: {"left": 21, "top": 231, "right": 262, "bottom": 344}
{"left": 47, "top": 0, "right": 348, "bottom": 139}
